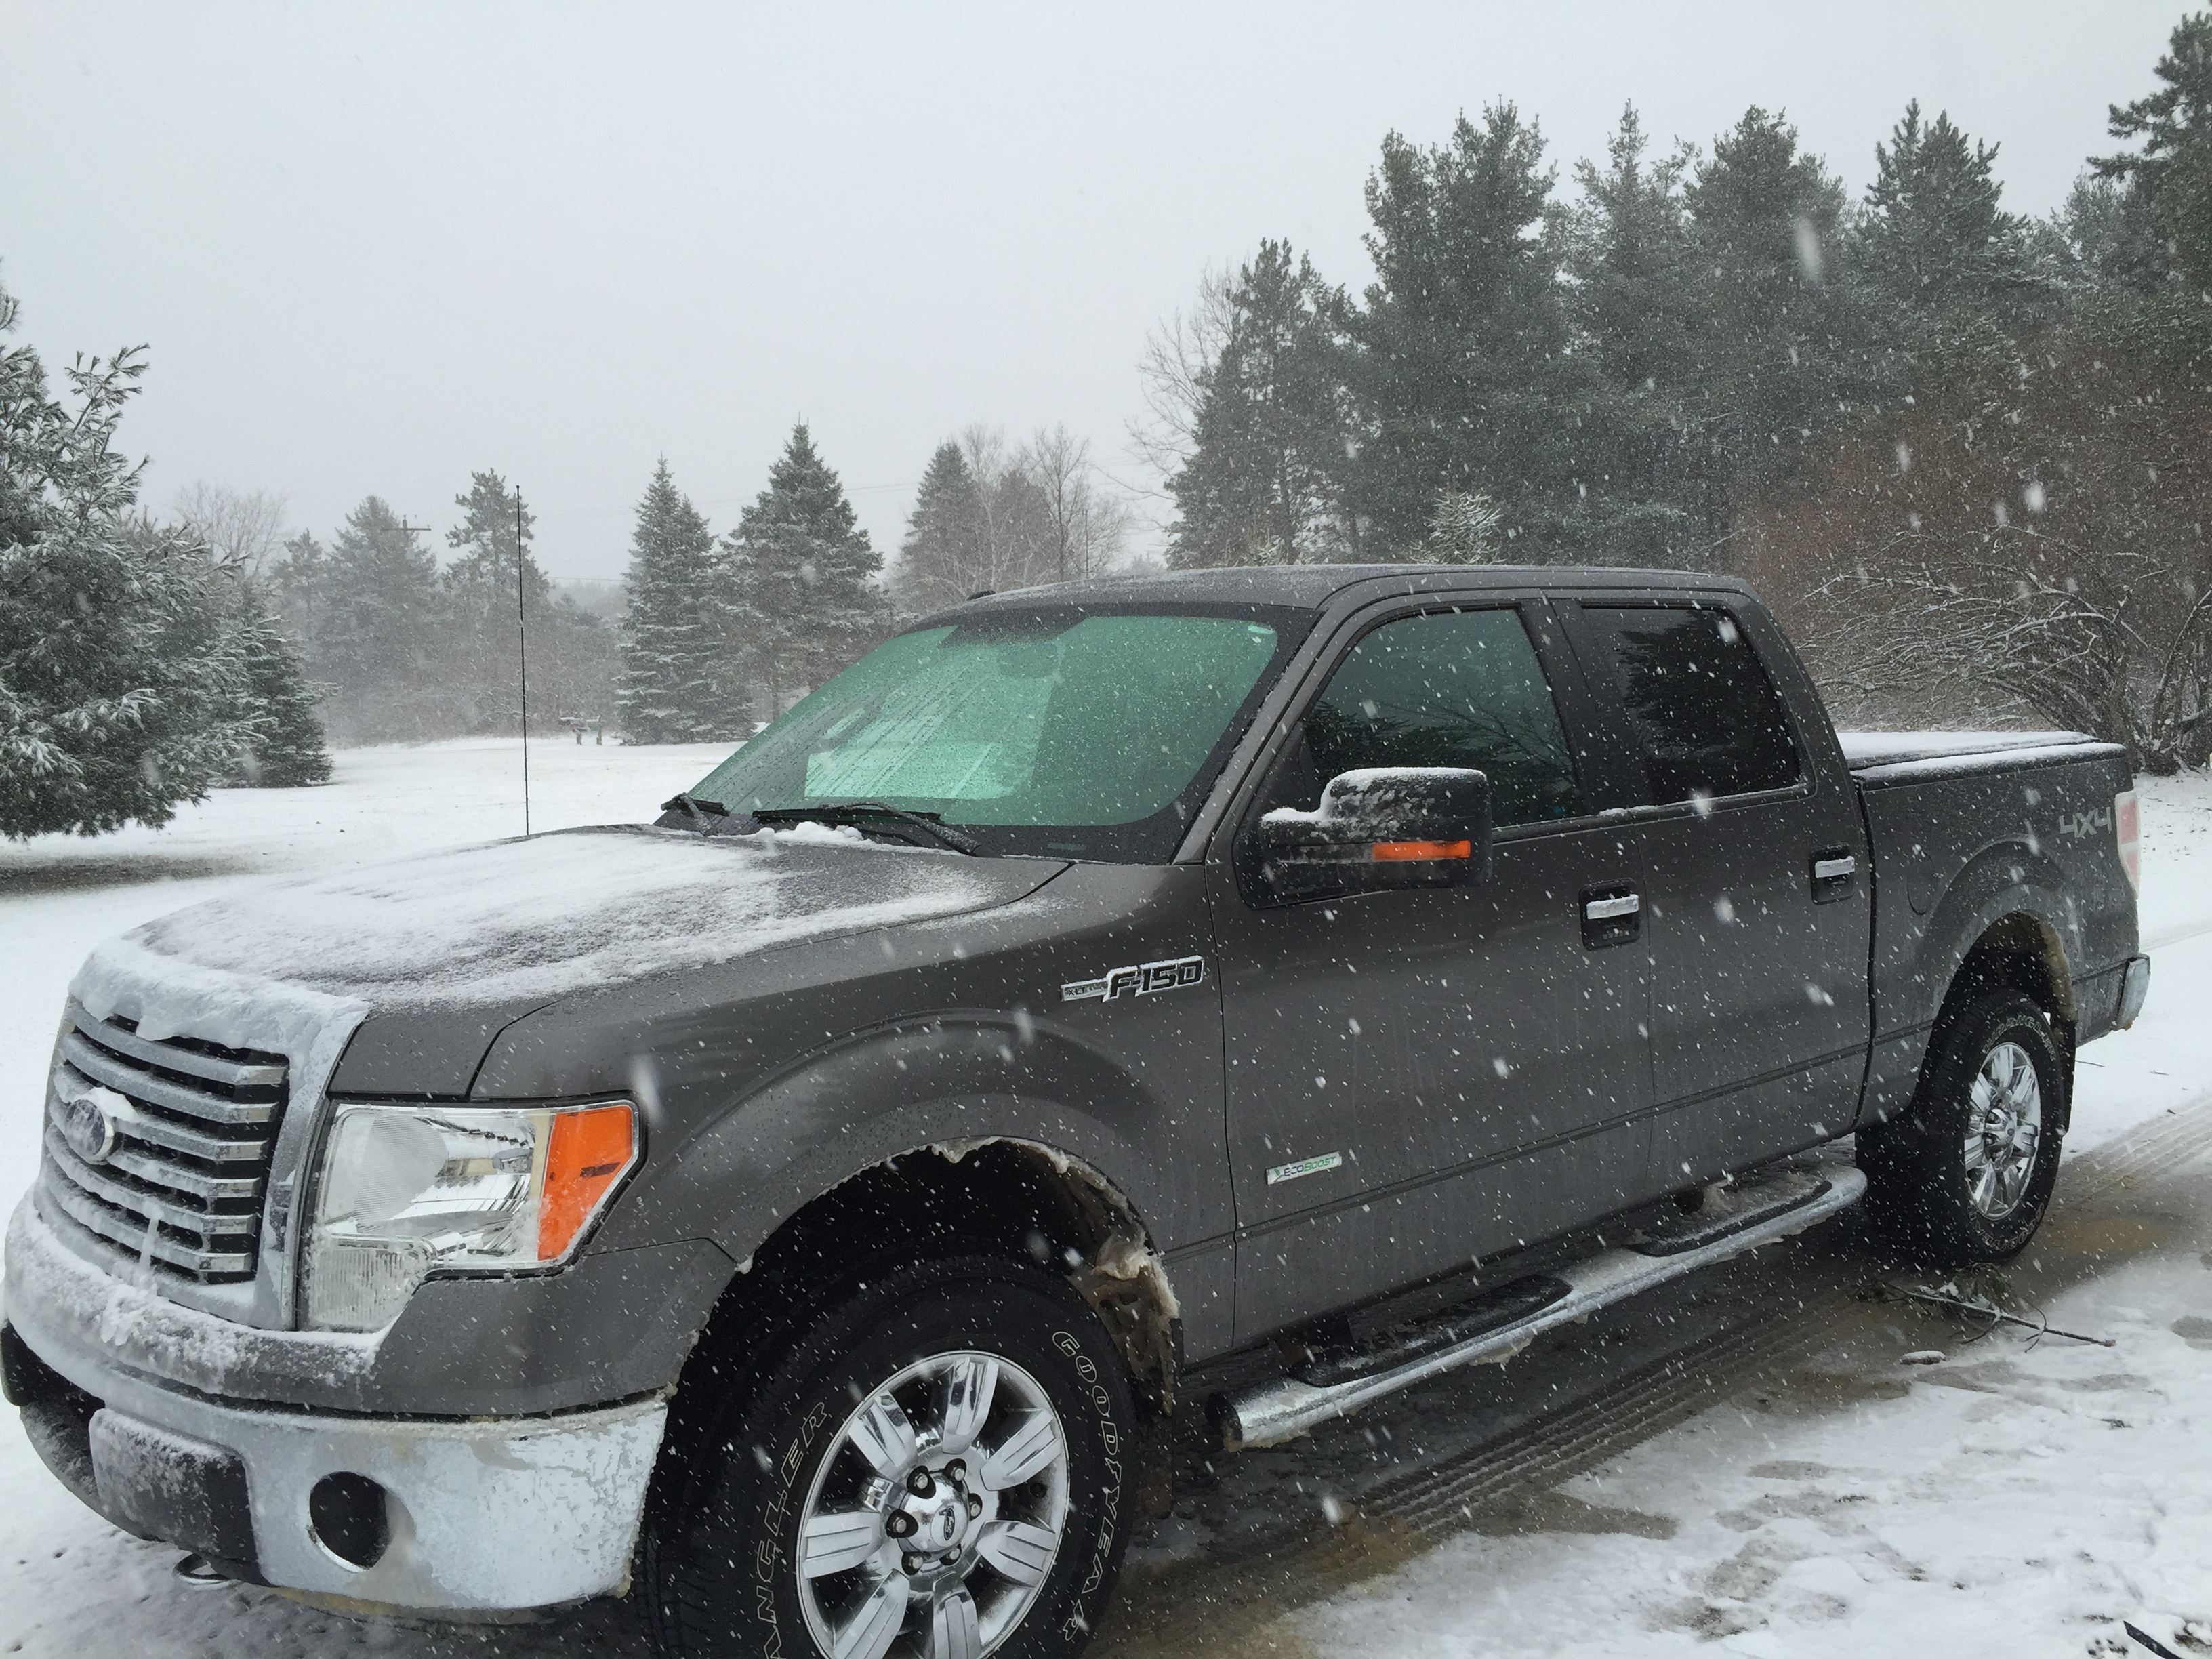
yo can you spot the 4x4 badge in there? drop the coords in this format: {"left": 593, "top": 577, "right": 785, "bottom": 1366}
{"left": 1061, "top": 954, "right": 1206, "bottom": 1003}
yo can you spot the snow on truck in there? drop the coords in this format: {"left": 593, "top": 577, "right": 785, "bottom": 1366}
{"left": 3, "top": 565, "right": 2149, "bottom": 1658}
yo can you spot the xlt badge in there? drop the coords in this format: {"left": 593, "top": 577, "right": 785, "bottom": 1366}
{"left": 1061, "top": 954, "right": 1206, "bottom": 1003}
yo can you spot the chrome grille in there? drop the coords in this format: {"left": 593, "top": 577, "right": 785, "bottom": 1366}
{"left": 41, "top": 1006, "right": 288, "bottom": 1283}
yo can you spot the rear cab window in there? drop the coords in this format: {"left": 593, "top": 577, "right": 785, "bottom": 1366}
{"left": 1578, "top": 603, "right": 1801, "bottom": 806}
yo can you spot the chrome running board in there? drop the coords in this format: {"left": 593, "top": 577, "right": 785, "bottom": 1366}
{"left": 1210, "top": 1165, "right": 1867, "bottom": 1452}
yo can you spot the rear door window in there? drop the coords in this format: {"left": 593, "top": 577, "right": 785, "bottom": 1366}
{"left": 1582, "top": 605, "right": 1799, "bottom": 804}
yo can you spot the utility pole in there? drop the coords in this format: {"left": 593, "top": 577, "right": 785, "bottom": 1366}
{"left": 516, "top": 490, "right": 531, "bottom": 836}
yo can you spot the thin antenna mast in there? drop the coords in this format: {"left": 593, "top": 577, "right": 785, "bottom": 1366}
{"left": 516, "top": 489, "right": 531, "bottom": 836}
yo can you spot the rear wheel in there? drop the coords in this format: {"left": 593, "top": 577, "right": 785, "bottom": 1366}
{"left": 1858, "top": 991, "right": 2068, "bottom": 1267}
{"left": 642, "top": 1254, "right": 1135, "bottom": 1659}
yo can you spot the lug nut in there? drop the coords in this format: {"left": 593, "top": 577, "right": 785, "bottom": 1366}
{"left": 901, "top": 1553, "right": 921, "bottom": 1575}
{"left": 966, "top": 1495, "right": 983, "bottom": 1518}
{"left": 886, "top": 1512, "right": 916, "bottom": 1538}
{"left": 906, "top": 1469, "right": 935, "bottom": 1496}
{"left": 945, "top": 1458, "right": 966, "bottom": 1484}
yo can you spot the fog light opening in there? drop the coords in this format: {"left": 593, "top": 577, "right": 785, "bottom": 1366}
{"left": 308, "top": 1471, "right": 391, "bottom": 1570}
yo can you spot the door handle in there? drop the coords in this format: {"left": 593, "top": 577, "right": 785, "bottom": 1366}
{"left": 1582, "top": 886, "right": 1641, "bottom": 949}
{"left": 1811, "top": 848, "right": 1858, "bottom": 903}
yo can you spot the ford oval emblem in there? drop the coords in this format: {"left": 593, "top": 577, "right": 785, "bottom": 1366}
{"left": 58, "top": 1090, "right": 118, "bottom": 1166}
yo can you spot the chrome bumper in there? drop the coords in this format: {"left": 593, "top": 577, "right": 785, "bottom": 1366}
{"left": 3, "top": 1197, "right": 665, "bottom": 1613}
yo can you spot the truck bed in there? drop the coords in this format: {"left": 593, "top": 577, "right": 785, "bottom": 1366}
{"left": 1837, "top": 729, "right": 2110, "bottom": 777}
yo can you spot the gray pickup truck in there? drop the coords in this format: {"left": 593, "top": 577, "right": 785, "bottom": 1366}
{"left": 3, "top": 565, "right": 2148, "bottom": 1659}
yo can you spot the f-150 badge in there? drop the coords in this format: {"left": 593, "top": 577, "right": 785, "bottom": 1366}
{"left": 1061, "top": 954, "right": 1206, "bottom": 1003}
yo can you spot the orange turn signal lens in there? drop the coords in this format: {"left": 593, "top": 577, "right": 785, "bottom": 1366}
{"left": 1371, "top": 839, "right": 1473, "bottom": 862}
{"left": 538, "top": 1103, "right": 638, "bottom": 1261}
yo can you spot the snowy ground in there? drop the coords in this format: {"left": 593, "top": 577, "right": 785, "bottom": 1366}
{"left": 0, "top": 745, "right": 2207, "bottom": 1656}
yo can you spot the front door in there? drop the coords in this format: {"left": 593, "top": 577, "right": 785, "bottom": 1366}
{"left": 1558, "top": 596, "right": 1872, "bottom": 1183}
{"left": 1210, "top": 600, "right": 1654, "bottom": 1343}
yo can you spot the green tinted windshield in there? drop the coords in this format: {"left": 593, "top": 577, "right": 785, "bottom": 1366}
{"left": 687, "top": 608, "right": 1295, "bottom": 860}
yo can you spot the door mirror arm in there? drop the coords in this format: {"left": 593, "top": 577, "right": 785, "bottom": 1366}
{"left": 1246, "top": 766, "right": 1494, "bottom": 906}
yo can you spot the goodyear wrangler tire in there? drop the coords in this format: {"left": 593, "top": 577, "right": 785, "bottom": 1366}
{"left": 642, "top": 1254, "right": 1136, "bottom": 1659}
{"left": 1857, "top": 991, "right": 2069, "bottom": 1269}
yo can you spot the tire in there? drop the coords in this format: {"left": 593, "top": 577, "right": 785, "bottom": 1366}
{"left": 641, "top": 1253, "right": 1136, "bottom": 1659}
{"left": 1857, "top": 991, "right": 2070, "bottom": 1268}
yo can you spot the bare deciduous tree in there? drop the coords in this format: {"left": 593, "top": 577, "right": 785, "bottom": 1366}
{"left": 1128, "top": 266, "right": 1236, "bottom": 481}
{"left": 173, "top": 482, "right": 289, "bottom": 577}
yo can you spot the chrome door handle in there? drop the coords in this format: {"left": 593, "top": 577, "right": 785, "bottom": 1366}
{"left": 1581, "top": 886, "right": 1641, "bottom": 949}
{"left": 1811, "top": 848, "right": 1858, "bottom": 903}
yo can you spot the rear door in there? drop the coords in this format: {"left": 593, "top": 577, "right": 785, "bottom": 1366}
{"left": 1557, "top": 593, "right": 1871, "bottom": 1183}
{"left": 1210, "top": 596, "right": 1654, "bottom": 1341}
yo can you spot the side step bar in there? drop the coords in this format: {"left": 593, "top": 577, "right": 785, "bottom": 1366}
{"left": 1211, "top": 1164, "right": 1866, "bottom": 1452}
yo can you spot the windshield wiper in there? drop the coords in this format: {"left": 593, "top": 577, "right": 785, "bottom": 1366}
{"left": 658, "top": 792, "right": 733, "bottom": 834}
{"left": 750, "top": 802, "right": 980, "bottom": 855}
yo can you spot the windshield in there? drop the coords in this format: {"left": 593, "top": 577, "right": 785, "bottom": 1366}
{"left": 686, "top": 606, "right": 1303, "bottom": 861}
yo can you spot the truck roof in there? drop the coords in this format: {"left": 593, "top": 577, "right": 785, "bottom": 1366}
{"left": 933, "top": 563, "right": 1755, "bottom": 621}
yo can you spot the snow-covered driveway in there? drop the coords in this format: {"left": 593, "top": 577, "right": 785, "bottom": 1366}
{"left": 1, "top": 742, "right": 2207, "bottom": 1657}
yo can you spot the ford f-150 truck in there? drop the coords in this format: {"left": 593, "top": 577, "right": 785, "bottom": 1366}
{"left": 2, "top": 565, "right": 2149, "bottom": 1659}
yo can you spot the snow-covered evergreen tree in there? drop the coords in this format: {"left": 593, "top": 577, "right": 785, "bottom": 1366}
{"left": 223, "top": 579, "right": 331, "bottom": 786}
{"left": 441, "top": 469, "right": 615, "bottom": 737}
{"left": 891, "top": 441, "right": 988, "bottom": 613}
{"left": 723, "top": 424, "right": 891, "bottom": 714}
{"left": 1425, "top": 489, "right": 1503, "bottom": 562}
{"left": 442, "top": 470, "right": 545, "bottom": 733}
{"left": 1167, "top": 241, "right": 1358, "bottom": 568}
{"left": 614, "top": 460, "right": 733, "bottom": 741}
{"left": 1563, "top": 106, "right": 1704, "bottom": 565}
{"left": 314, "top": 496, "right": 445, "bottom": 743}
{"left": 0, "top": 281, "right": 254, "bottom": 837}
{"left": 1857, "top": 102, "right": 2029, "bottom": 325}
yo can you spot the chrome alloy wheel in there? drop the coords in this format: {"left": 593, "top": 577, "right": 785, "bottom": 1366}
{"left": 1963, "top": 1039, "right": 2043, "bottom": 1219}
{"left": 795, "top": 1350, "right": 1071, "bottom": 1659}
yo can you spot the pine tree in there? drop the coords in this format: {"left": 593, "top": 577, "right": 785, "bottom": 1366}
{"left": 2097, "top": 11, "right": 2212, "bottom": 291}
{"left": 442, "top": 470, "right": 546, "bottom": 733}
{"left": 723, "top": 424, "right": 891, "bottom": 714}
{"left": 1168, "top": 241, "right": 1358, "bottom": 568}
{"left": 268, "top": 529, "right": 330, "bottom": 653}
{"left": 892, "top": 441, "right": 988, "bottom": 613}
{"left": 1858, "top": 102, "right": 2029, "bottom": 324}
{"left": 614, "top": 460, "right": 733, "bottom": 742}
{"left": 1425, "top": 489, "right": 1502, "bottom": 562}
{"left": 0, "top": 282, "right": 253, "bottom": 837}
{"left": 224, "top": 580, "right": 331, "bottom": 786}
{"left": 316, "top": 496, "right": 445, "bottom": 743}
{"left": 1563, "top": 106, "right": 1704, "bottom": 564}
{"left": 1347, "top": 105, "right": 1586, "bottom": 558}
{"left": 1681, "top": 108, "right": 1857, "bottom": 526}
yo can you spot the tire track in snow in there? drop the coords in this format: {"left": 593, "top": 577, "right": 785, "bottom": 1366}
{"left": 1092, "top": 1093, "right": 2212, "bottom": 1656}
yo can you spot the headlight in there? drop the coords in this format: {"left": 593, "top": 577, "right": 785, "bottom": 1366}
{"left": 304, "top": 1099, "right": 638, "bottom": 1332}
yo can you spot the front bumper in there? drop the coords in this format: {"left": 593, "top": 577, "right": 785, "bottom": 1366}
{"left": 3, "top": 1199, "right": 665, "bottom": 1613}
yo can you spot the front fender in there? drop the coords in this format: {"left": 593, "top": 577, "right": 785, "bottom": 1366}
{"left": 596, "top": 1012, "right": 1173, "bottom": 1265}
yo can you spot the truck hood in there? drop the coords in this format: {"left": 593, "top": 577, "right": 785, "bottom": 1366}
{"left": 70, "top": 825, "right": 1063, "bottom": 1095}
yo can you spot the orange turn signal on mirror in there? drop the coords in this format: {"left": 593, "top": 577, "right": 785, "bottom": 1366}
{"left": 538, "top": 1103, "right": 638, "bottom": 1261}
{"left": 1371, "top": 839, "right": 1473, "bottom": 862}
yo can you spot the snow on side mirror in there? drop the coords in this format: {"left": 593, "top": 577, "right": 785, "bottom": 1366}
{"left": 1255, "top": 766, "right": 1493, "bottom": 904}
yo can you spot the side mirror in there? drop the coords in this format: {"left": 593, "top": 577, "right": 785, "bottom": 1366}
{"left": 1251, "top": 766, "right": 1493, "bottom": 905}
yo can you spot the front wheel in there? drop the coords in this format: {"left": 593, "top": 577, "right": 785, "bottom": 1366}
{"left": 642, "top": 1254, "right": 1136, "bottom": 1659}
{"left": 1858, "top": 991, "right": 2069, "bottom": 1267}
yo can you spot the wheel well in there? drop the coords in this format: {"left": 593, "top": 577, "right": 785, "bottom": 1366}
{"left": 689, "top": 1139, "right": 1181, "bottom": 1418}
{"left": 1943, "top": 912, "right": 2076, "bottom": 1033}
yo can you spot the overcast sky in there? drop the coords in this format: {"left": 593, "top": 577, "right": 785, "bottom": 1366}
{"left": 0, "top": 1, "right": 2186, "bottom": 584}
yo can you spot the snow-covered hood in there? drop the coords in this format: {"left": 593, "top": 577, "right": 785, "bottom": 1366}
{"left": 70, "top": 825, "right": 1057, "bottom": 1086}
